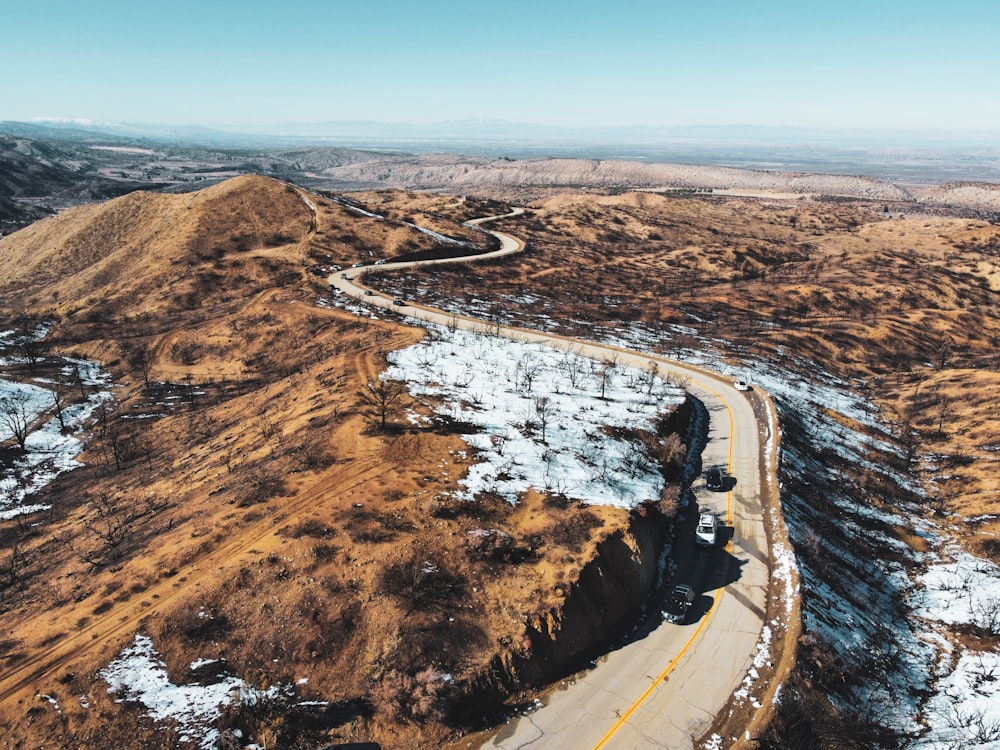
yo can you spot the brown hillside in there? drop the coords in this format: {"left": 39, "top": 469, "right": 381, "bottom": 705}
{"left": 0, "top": 176, "right": 313, "bottom": 316}
{"left": 377, "top": 192, "right": 999, "bottom": 541}
{"left": 314, "top": 154, "right": 915, "bottom": 202}
{"left": 0, "top": 177, "right": 652, "bottom": 749}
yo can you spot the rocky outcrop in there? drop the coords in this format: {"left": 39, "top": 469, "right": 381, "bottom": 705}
{"left": 517, "top": 513, "right": 671, "bottom": 684}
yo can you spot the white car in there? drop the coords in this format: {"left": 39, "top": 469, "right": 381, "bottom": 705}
{"left": 695, "top": 513, "right": 719, "bottom": 547}
{"left": 734, "top": 380, "right": 750, "bottom": 391}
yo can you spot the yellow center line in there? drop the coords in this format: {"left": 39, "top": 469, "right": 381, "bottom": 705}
{"left": 593, "top": 384, "right": 736, "bottom": 749}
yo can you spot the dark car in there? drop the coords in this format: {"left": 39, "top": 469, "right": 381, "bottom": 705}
{"left": 706, "top": 466, "right": 725, "bottom": 491}
{"left": 663, "top": 583, "right": 696, "bottom": 624}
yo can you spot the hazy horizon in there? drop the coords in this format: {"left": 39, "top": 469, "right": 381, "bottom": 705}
{"left": 4, "top": 0, "right": 999, "bottom": 138}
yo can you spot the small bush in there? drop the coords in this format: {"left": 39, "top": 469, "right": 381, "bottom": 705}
{"left": 547, "top": 510, "right": 603, "bottom": 550}
{"left": 465, "top": 528, "right": 534, "bottom": 563}
{"left": 312, "top": 543, "right": 339, "bottom": 561}
{"left": 379, "top": 555, "right": 468, "bottom": 611}
{"left": 283, "top": 519, "right": 335, "bottom": 539}
{"left": 371, "top": 667, "right": 456, "bottom": 723}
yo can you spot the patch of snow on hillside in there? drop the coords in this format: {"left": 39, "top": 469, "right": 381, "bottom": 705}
{"left": 0, "top": 359, "right": 113, "bottom": 519}
{"left": 384, "top": 326, "right": 685, "bottom": 507}
{"left": 911, "top": 650, "right": 1000, "bottom": 750}
{"left": 101, "top": 634, "right": 283, "bottom": 750}
{"left": 331, "top": 196, "right": 383, "bottom": 219}
{"left": 404, "top": 222, "right": 472, "bottom": 246}
{"left": 0, "top": 379, "right": 52, "bottom": 442}
{"left": 912, "top": 548, "right": 1000, "bottom": 629}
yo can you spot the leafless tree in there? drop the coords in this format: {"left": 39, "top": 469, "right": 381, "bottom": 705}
{"left": 72, "top": 491, "right": 165, "bottom": 568}
{"left": 358, "top": 378, "right": 408, "bottom": 432}
{"left": 94, "top": 398, "right": 150, "bottom": 470}
{"left": 515, "top": 354, "right": 542, "bottom": 394}
{"left": 70, "top": 361, "right": 89, "bottom": 399}
{"left": 661, "top": 369, "right": 691, "bottom": 391}
{"left": 123, "top": 339, "right": 155, "bottom": 386}
{"left": 560, "top": 349, "right": 586, "bottom": 390}
{"left": 972, "top": 596, "right": 1000, "bottom": 635}
{"left": 646, "top": 360, "right": 662, "bottom": 396}
{"left": 534, "top": 396, "right": 555, "bottom": 443}
{"left": 0, "top": 389, "right": 35, "bottom": 451}
{"left": 595, "top": 355, "right": 618, "bottom": 400}
{"left": 51, "top": 387, "right": 68, "bottom": 433}
{"left": 15, "top": 325, "right": 46, "bottom": 375}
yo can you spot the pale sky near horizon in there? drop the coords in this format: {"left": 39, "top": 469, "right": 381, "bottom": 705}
{"left": 3, "top": 0, "right": 998, "bottom": 133}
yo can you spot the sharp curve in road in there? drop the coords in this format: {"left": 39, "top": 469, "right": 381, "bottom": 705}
{"left": 327, "top": 208, "right": 785, "bottom": 750}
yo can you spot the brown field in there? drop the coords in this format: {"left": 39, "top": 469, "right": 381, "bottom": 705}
{"left": 0, "top": 175, "right": 996, "bottom": 748}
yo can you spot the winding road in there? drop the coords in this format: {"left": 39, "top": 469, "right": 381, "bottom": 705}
{"left": 328, "top": 210, "right": 786, "bottom": 749}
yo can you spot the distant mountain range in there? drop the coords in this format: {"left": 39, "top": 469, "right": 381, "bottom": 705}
{"left": 12, "top": 117, "right": 1000, "bottom": 149}
{"left": 1, "top": 118, "right": 998, "bottom": 236}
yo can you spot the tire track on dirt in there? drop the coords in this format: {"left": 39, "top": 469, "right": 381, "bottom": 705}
{"left": 0, "top": 455, "right": 384, "bottom": 705}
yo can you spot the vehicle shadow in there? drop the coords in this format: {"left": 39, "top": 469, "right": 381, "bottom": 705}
{"left": 621, "top": 540, "right": 747, "bottom": 643}
{"left": 714, "top": 521, "right": 736, "bottom": 547}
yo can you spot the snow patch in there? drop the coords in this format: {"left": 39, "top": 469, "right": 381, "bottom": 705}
{"left": 101, "top": 634, "right": 284, "bottom": 750}
{"left": 383, "top": 326, "right": 684, "bottom": 507}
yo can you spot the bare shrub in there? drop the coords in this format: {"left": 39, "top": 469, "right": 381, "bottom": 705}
{"left": 547, "top": 509, "right": 603, "bottom": 550}
{"left": 971, "top": 596, "right": 1000, "bottom": 636}
{"left": 372, "top": 667, "right": 455, "bottom": 723}
{"left": 311, "top": 543, "right": 339, "bottom": 562}
{"left": 159, "top": 602, "right": 232, "bottom": 644}
{"left": 379, "top": 554, "right": 468, "bottom": 612}
{"left": 282, "top": 519, "right": 335, "bottom": 539}
{"left": 465, "top": 528, "right": 534, "bottom": 563}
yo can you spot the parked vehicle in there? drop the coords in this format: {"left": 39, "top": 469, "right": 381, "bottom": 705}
{"left": 393, "top": 298, "right": 407, "bottom": 306}
{"left": 734, "top": 379, "right": 750, "bottom": 391}
{"left": 695, "top": 513, "right": 719, "bottom": 546}
{"left": 663, "top": 583, "right": 696, "bottom": 624}
{"left": 706, "top": 466, "right": 725, "bottom": 491}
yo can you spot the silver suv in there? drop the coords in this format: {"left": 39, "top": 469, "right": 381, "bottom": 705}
{"left": 696, "top": 513, "right": 719, "bottom": 547}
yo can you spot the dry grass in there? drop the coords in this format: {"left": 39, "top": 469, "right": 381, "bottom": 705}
{"left": 387, "top": 192, "right": 998, "bottom": 532}
{"left": 2, "top": 178, "right": 994, "bottom": 748}
{"left": 0, "top": 177, "right": 635, "bottom": 748}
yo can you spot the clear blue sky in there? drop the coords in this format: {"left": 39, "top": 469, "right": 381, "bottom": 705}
{"left": 3, "top": 0, "right": 998, "bottom": 133}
